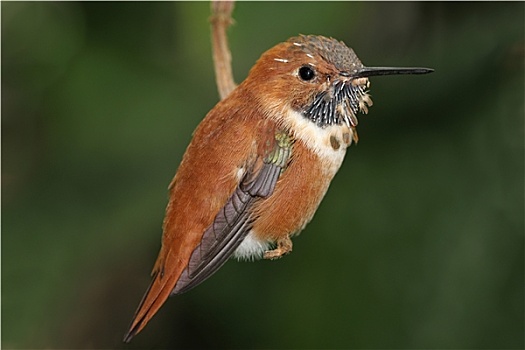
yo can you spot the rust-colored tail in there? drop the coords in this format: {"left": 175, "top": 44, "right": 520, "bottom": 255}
{"left": 123, "top": 271, "right": 178, "bottom": 343}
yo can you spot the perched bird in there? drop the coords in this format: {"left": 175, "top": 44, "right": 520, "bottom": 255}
{"left": 124, "top": 34, "right": 432, "bottom": 341}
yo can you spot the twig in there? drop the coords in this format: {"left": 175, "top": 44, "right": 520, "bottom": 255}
{"left": 210, "top": 0, "right": 237, "bottom": 100}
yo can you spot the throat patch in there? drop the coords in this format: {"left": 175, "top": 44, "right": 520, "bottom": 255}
{"left": 302, "top": 81, "right": 367, "bottom": 128}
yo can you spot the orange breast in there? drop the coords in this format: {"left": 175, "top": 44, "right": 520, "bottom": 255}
{"left": 251, "top": 139, "right": 333, "bottom": 241}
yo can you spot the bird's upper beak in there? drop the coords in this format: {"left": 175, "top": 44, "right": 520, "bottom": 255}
{"left": 350, "top": 66, "right": 434, "bottom": 78}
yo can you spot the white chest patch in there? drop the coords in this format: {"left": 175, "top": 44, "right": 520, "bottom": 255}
{"left": 283, "top": 110, "right": 353, "bottom": 177}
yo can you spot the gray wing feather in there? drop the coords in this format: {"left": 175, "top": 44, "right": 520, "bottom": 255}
{"left": 171, "top": 133, "right": 292, "bottom": 294}
{"left": 172, "top": 186, "right": 253, "bottom": 294}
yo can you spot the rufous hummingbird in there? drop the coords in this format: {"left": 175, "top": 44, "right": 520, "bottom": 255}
{"left": 124, "top": 34, "right": 433, "bottom": 342}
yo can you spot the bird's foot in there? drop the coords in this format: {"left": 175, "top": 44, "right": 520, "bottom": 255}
{"left": 263, "top": 236, "right": 293, "bottom": 260}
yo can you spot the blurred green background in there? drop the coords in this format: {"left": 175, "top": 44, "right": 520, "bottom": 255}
{"left": 2, "top": 2, "right": 523, "bottom": 349}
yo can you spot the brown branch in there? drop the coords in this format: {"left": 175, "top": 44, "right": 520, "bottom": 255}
{"left": 210, "top": 0, "right": 237, "bottom": 100}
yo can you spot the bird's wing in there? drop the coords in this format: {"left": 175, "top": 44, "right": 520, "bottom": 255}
{"left": 124, "top": 116, "right": 292, "bottom": 341}
{"left": 173, "top": 130, "right": 292, "bottom": 294}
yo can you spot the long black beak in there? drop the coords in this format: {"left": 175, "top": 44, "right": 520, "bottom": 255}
{"left": 353, "top": 66, "right": 434, "bottom": 78}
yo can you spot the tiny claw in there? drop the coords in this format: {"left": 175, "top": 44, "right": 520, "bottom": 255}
{"left": 263, "top": 236, "right": 293, "bottom": 260}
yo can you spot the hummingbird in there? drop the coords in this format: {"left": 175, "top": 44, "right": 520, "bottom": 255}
{"left": 123, "top": 34, "right": 433, "bottom": 342}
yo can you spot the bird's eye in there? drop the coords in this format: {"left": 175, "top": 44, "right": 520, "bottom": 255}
{"left": 298, "top": 66, "right": 315, "bottom": 81}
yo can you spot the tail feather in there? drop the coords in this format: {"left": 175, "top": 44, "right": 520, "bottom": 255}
{"left": 123, "top": 272, "right": 178, "bottom": 343}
